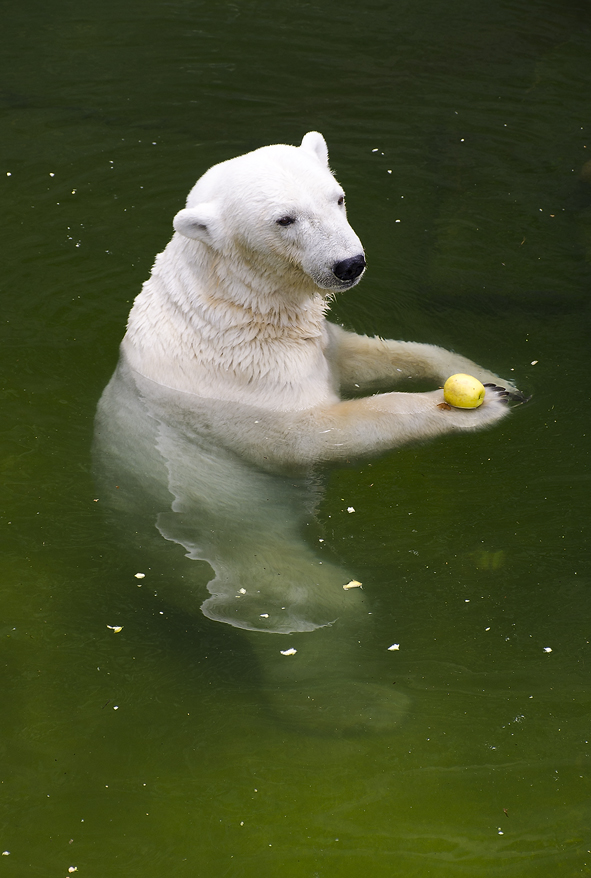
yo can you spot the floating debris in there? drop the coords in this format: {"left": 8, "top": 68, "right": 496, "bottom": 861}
{"left": 343, "top": 580, "right": 363, "bottom": 590}
{"left": 347, "top": 506, "right": 355, "bottom": 513}
{"left": 280, "top": 648, "right": 297, "bottom": 656}
{"left": 134, "top": 572, "right": 145, "bottom": 579}
{"left": 387, "top": 643, "right": 400, "bottom": 651}
{"left": 543, "top": 647, "right": 552, "bottom": 653}
{"left": 107, "top": 625, "right": 123, "bottom": 633}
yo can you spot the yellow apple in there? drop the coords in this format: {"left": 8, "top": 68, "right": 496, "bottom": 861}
{"left": 443, "top": 373, "right": 486, "bottom": 409}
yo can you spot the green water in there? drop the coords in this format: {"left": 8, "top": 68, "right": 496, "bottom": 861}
{"left": 1, "top": 0, "right": 591, "bottom": 874}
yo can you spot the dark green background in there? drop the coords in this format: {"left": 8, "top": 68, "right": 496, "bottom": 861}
{"left": 1, "top": 0, "right": 590, "bottom": 875}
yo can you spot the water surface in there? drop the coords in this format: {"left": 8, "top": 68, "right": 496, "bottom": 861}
{"left": 1, "top": 0, "right": 590, "bottom": 875}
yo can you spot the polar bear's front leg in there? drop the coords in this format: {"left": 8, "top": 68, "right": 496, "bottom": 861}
{"left": 326, "top": 323, "right": 517, "bottom": 393}
{"left": 222, "top": 385, "right": 515, "bottom": 469}
{"left": 275, "top": 385, "right": 513, "bottom": 466}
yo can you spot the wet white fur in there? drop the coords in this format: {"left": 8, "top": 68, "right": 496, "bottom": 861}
{"left": 119, "top": 131, "right": 512, "bottom": 468}
{"left": 95, "top": 133, "right": 518, "bottom": 730}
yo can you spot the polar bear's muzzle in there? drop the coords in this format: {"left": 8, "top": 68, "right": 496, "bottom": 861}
{"left": 332, "top": 254, "right": 366, "bottom": 285}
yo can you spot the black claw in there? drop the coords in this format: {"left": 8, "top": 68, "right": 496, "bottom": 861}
{"left": 510, "top": 392, "right": 532, "bottom": 404}
{"left": 484, "top": 384, "right": 532, "bottom": 404}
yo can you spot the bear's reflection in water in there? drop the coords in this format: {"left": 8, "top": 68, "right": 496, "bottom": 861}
{"left": 94, "top": 357, "right": 410, "bottom": 734}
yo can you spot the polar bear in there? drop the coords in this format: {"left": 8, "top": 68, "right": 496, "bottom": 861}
{"left": 94, "top": 132, "right": 521, "bottom": 733}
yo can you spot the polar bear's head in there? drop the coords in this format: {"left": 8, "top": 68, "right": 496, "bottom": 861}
{"left": 172, "top": 132, "right": 366, "bottom": 294}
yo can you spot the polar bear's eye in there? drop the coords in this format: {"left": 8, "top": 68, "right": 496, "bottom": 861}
{"left": 337, "top": 195, "right": 345, "bottom": 206}
{"left": 276, "top": 215, "right": 296, "bottom": 227}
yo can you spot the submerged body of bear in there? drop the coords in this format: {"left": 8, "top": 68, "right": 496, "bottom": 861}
{"left": 94, "top": 132, "right": 519, "bottom": 732}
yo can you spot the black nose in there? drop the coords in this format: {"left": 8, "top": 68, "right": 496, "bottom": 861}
{"left": 333, "top": 254, "right": 366, "bottom": 282}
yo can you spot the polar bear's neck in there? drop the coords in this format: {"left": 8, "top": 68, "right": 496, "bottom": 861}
{"left": 131, "top": 233, "right": 329, "bottom": 339}
{"left": 122, "top": 234, "right": 336, "bottom": 410}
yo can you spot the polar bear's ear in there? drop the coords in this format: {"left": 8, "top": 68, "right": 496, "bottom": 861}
{"left": 300, "top": 131, "right": 329, "bottom": 167}
{"left": 173, "top": 203, "right": 222, "bottom": 245}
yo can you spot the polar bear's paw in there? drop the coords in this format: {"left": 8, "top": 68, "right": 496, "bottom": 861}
{"left": 265, "top": 679, "right": 409, "bottom": 736}
{"left": 199, "top": 560, "right": 366, "bottom": 634}
{"left": 200, "top": 591, "right": 334, "bottom": 634}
